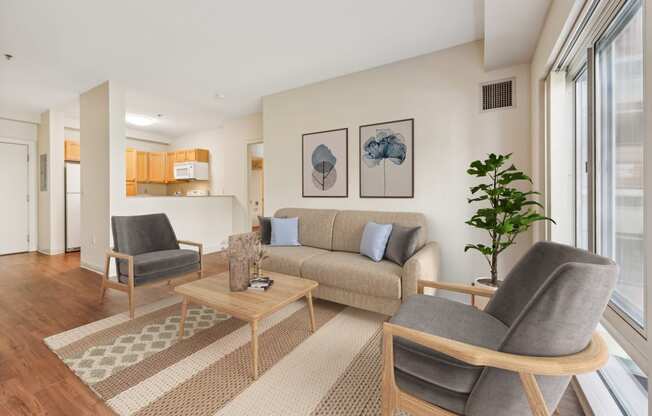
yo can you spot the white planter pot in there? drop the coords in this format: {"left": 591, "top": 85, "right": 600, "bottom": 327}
{"left": 472, "top": 277, "right": 500, "bottom": 309}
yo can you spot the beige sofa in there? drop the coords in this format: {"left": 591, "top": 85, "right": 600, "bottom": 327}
{"left": 261, "top": 208, "right": 440, "bottom": 315}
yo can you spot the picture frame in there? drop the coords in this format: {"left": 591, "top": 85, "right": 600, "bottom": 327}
{"left": 302, "top": 128, "right": 349, "bottom": 198}
{"left": 359, "top": 118, "right": 414, "bottom": 198}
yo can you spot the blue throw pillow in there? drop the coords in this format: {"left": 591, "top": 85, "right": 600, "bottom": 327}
{"left": 360, "top": 222, "right": 393, "bottom": 262}
{"left": 270, "top": 217, "right": 300, "bottom": 246}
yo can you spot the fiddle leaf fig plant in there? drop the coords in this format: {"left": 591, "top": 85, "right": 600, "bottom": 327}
{"left": 465, "top": 153, "right": 554, "bottom": 286}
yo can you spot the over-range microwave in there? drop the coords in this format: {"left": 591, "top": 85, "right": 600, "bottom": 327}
{"left": 174, "top": 162, "right": 209, "bottom": 180}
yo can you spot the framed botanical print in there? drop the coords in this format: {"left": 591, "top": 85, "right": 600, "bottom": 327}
{"left": 359, "top": 118, "right": 414, "bottom": 198}
{"left": 302, "top": 128, "right": 348, "bottom": 197}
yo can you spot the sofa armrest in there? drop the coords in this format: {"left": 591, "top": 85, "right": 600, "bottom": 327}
{"left": 402, "top": 241, "right": 440, "bottom": 301}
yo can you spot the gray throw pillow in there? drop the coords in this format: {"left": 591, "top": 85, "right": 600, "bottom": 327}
{"left": 385, "top": 224, "right": 421, "bottom": 266}
{"left": 258, "top": 216, "right": 272, "bottom": 244}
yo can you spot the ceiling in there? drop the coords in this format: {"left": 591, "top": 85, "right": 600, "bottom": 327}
{"left": 484, "top": 0, "right": 552, "bottom": 70}
{"left": 0, "top": 0, "right": 549, "bottom": 138}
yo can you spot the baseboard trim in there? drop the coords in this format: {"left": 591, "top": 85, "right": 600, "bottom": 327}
{"left": 80, "top": 261, "right": 103, "bottom": 275}
{"left": 37, "top": 248, "right": 66, "bottom": 256}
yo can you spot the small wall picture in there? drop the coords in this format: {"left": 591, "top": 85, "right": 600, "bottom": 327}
{"left": 302, "top": 128, "right": 348, "bottom": 197}
{"left": 359, "top": 118, "right": 414, "bottom": 198}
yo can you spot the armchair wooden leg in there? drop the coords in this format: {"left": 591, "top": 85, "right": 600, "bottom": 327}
{"left": 382, "top": 326, "right": 398, "bottom": 416}
{"left": 99, "top": 254, "right": 110, "bottom": 304}
{"left": 128, "top": 287, "right": 135, "bottom": 319}
{"left": 519, "top": 372, "right": 551, "bottom": 416}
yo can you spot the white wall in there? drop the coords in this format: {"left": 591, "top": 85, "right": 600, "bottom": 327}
{"left": 548, "top": 71, "right": 574, "bottom": 245}
{"left": 0, "top": 118, "right": 38, "bottom": 141}
{"left": 530, "top": 0, "right": 581, "bottom": 241}
{"left": 263, "top": 40, "right": 532, "bottom": 284}
{"left": 170, "top": 112, "right": 262, "bottom": 233}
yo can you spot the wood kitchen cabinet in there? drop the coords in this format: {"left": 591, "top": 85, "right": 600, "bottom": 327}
{"left": 65, "top": 140, "right": 80, "bottom": 162}
{"left": 187, "top": 149, "right": 209, "bottom": 162}
{"left": 166, "top": 151, "right": 177, "bottom": 183}
{"left": 136, "top": 151, "right": 149, "bottom": 182}
{"left": 126, "top": 181, "right": 137, "bottom": 196}
{"left": 125, "top": 148, "right": 137, "bottom": 181}
{"left": 148, "top": 152, "right": 166, "bottom": 183}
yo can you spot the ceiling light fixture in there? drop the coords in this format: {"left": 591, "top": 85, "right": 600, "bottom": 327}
{"left": 215, "top": 93, "right": 225, "bottom": 99}
{"left": 125, "top": 113, "right": 158, "bottom": 127}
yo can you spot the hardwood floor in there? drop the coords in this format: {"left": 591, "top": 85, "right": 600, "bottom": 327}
{"left": 0, "top": 251, "right": 228, "bottom": 415}
{"left": 0, "top": 251, "right": 585, "bottom": 415}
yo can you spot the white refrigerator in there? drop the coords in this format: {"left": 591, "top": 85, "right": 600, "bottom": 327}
{"left": 65, "top": 162, "right": 81, "bottom": 252}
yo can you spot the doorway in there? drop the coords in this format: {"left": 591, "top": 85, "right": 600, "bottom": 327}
{"left": 247, "top": 142, "right": 264, "bottom": 231}
{"left": 0, "top": 142, "right": 29, "bottom": 255}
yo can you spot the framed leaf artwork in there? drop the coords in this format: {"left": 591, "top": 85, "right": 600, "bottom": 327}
{"left": 302, "top": 128, "right": 348, "bottom": 197}
{"left": 359, "top": 118, "right": 414, "bottom": 198}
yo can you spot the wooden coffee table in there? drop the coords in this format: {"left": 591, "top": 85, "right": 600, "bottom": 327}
{"left": 174, "top": 270, "right": 318, "bottom": 379}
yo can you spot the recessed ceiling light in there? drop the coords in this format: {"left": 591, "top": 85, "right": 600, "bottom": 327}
{"left": 125, "top": 113, "right": 158, "bottom": 127}
{"left": 215, "top": 93, "right": 225, "bottom": 99}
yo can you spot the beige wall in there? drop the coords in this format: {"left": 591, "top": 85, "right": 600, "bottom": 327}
{"left": 170, "top": 112, "right": 263, "bottom": 233}
{"left": 263, "top": 40, "right": 532, "bottom": 284}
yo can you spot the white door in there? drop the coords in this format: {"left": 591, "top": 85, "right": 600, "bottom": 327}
{"left": 0, "top": 142, "right": 29, "bottom": 255}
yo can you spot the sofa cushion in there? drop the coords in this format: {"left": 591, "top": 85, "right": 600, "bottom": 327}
{"left": 270, "top": 217, "right": 300, "bottom": 246}
{"left": 118, "top": 249, "right": 200, "bottom": 285}
{"left": 395, "top": 369, "right": 468, "bottom": 414}
{"left": 301, "top": 251, "right": 402, "bottom": 299}
{"left": 390, "top": 295, "right": 508, "bottom": 394}
{"left": 275, "top": 208, "right": 338, "bottom": 250}
{"left": 360, "top": 222, "right": 393, "bottom": 262}
{"left": 261, "top": 245, "right": 330, "bottom": 276}
{"left": 385, "top": 224, "right": 421, "bottom": 266}
{"left": 258, "top": 216, "right": 272, "bottom": 244}
{"left": 332, "top": 210, "right": 427, "bottom": 253}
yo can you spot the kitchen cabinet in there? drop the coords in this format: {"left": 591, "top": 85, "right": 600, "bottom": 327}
{"left": 188, "top": 149, "right": 209, "bottom": 162}
{"left": 136, "top": 151, "right": 148, "bottom": 182}
{"left": 166, "top": 151, "right": 177, "bottom": 183}
{"left": 125, "top": 148, "right": 137, "bottom": 181}
{"left": 65, "top": 140, "right": 80, "bottom": 162}
{"left": 126, "top": 181, "right": 137, "bottom": 196}
{"left": 148, "top": 152, "right": 166, "bottom": 183}
{"left": 172, "top": 148, "right": 208, "bottom": 164}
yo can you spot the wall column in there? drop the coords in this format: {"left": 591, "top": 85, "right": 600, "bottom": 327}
{"left": 79, "top": 81, "right": 125, "bottom": 272}
{"left": 37, "top": 110, "right": 65, "bottom": 254}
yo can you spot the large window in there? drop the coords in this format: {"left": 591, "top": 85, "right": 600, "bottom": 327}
{"left": 560, "top": 0, "right": 648, "bottom": 413}
{"left": 596, "top": 2, "right": 645, "bottom": 328}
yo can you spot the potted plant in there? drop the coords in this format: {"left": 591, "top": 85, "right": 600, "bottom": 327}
{"left": 465, "top": 153, "right": 554, "bottom": 288}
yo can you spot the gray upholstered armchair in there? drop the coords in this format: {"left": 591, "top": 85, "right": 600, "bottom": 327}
{"left": 382, "top": 241, "right": 617, "bottom": 416}
{"left": 99, "top": 213, "right": 203, "bottom": 318}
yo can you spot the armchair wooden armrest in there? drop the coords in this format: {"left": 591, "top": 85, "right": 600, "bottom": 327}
{"left": 106, "top": 250, "right": 133, "bottom": 261}
{"left": 102, "top": 250, "right": 135, "bottom": 297}
{"left": 177, "top": 240, "right": 203, "bottom": 274}
{"left": 177, "top": 240, "right": 203, "bottom": 249}
{"left": 382, "top": 322, "right": 608, "bottom": 416}
{"left": 417, "top": 280, "right": 496, "bottom": 298}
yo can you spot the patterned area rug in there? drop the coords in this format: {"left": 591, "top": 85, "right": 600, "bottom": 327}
{"left": 44, "top": 297, "right": 396, "bottom": 416}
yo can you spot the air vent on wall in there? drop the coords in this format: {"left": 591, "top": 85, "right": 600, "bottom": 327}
{"left": 480, "top": 78, "right": 515, "bottom": 112}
